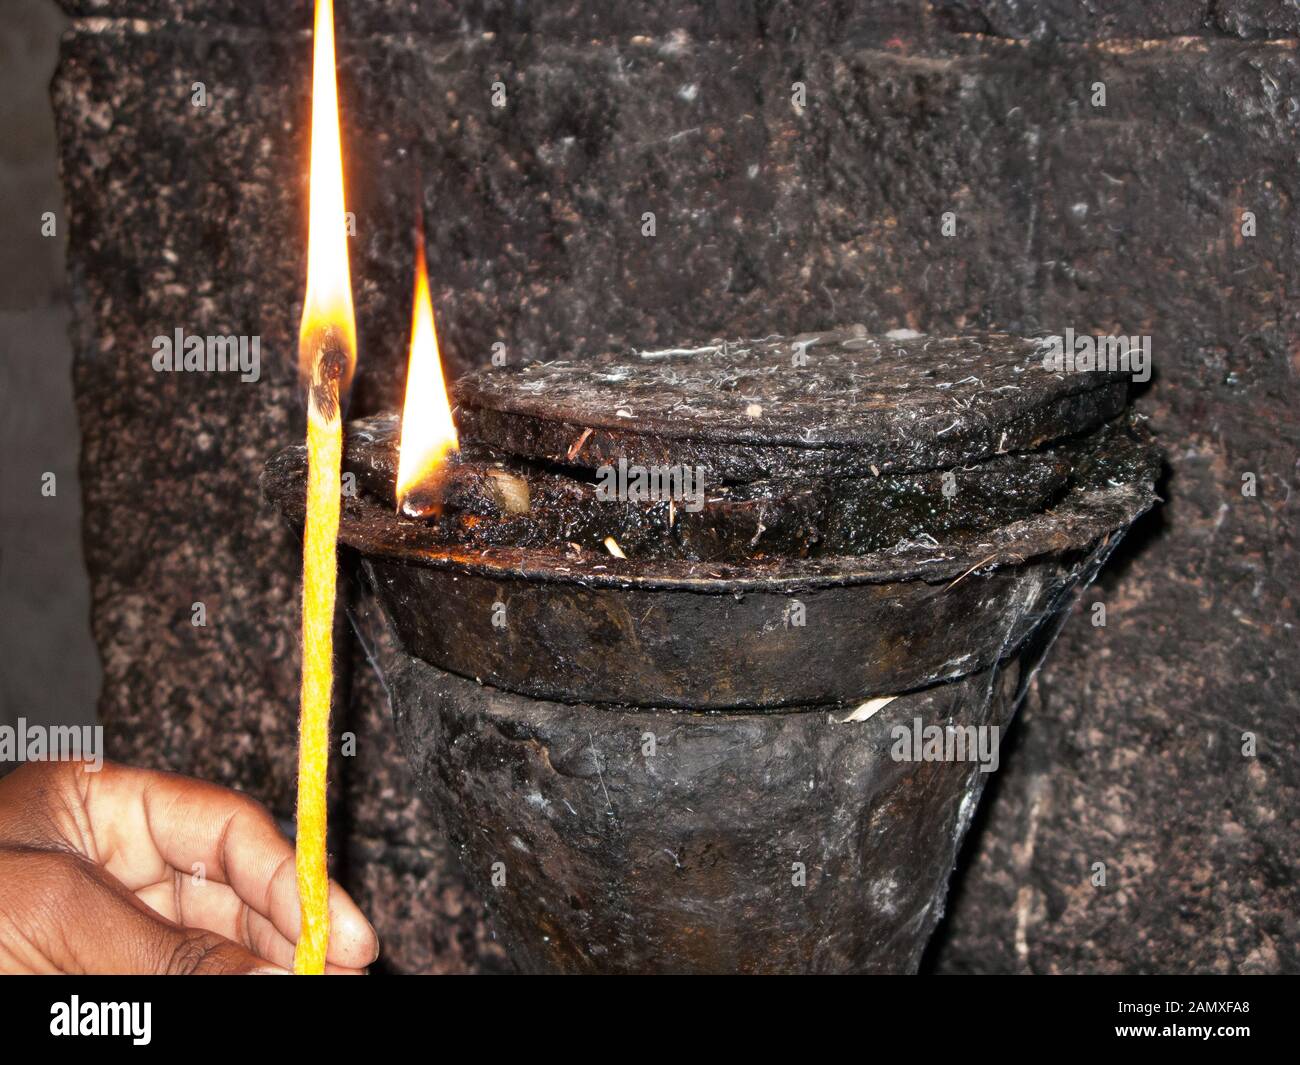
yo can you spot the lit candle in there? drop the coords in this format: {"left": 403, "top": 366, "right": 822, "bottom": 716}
{"left": 294, "top": 0, "right": 356, "bottom": 976}
{"left": 396, "top": 208, "right": 460, "bottom": 515}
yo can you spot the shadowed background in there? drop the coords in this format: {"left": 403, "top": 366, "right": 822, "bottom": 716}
{"left": 0, "top": 1, "right": 99, "bottom": 769}
{"left": 34, "top": 0, "right": 1300, "bottom": 972}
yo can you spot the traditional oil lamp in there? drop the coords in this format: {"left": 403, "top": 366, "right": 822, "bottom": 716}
{"left": 265, "top": 321, "right": 1159, "bottom": 973}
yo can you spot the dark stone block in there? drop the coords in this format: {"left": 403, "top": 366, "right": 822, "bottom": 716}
{"left": 936, "top": 36, "right": 1300, "bottom": 974}
{"left": 796, "top": 44, "right": 1055, "bottom": 333}
{"left": 56, "top": 1, "right": 929, "bottom": 44}
{"left": 933, "top": 0, "right": 1300, "bottom": 41}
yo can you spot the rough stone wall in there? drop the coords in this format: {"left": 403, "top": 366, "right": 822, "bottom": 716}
{"left": 52, "top": 1, "right": 1298, "bottom": 972}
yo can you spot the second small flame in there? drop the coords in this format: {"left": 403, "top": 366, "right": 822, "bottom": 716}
{"left": 396, "top": 216, "right": 459, "bottom": 511}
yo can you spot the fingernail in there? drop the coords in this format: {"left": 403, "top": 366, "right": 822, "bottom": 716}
{"left": 248, "top": 966, "right": 292, "bottom": 975}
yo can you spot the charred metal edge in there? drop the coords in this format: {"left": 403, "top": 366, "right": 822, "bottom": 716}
{"left": 261, "top": 419, "right": 1159, "bottom": 594}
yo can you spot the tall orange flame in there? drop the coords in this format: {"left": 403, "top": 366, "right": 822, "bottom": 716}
{"left": 298, "top": 0, "right": 356, "bottom": 392}
{"left": 395, "top": 220, "right": 459, "bottom": 507}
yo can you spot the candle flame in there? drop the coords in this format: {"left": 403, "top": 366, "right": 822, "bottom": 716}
{"left": 298, "top": 0, "right": 356, "bottom": 396}
{"left": 395, "top": 224, "right": 459, "bottom": 506}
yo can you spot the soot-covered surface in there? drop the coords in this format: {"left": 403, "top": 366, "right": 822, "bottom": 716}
{"left": 385, "top": 647, "right": 1027, "bottom": 973}
{"left": 262, "top": 402, "right": 1157, "bottom": 709}
{"left": 274, "top": 410, "right": 1134, "bottom": 563}
{"left": 264, "top": 410, "right": 1158, "bottom": 586}
{"left": 456, "top": 328, "right": 1129, "bottom": 480}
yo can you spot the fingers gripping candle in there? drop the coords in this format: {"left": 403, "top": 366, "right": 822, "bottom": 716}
{"left": 295, "top": 0, "right": 356, "bottom": 975}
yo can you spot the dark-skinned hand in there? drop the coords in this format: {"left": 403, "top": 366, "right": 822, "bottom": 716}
{"left": 0, "top": 759, "right": 377, "bottom": 974}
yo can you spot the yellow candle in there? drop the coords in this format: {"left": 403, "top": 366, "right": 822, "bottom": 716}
{"left": 294, "top": 0, "right": 356, "bottom": 975}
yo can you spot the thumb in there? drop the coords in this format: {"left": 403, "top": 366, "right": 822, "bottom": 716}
{"left": 135, "top": 924, "right": 289, "bottom": 976}
{"left": 33, "top": 851, "right": 288, "bottom": 975}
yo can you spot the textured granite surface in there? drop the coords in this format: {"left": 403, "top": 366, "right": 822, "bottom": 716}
{"left": 52, "top": 1, "right": 1298, "bottom": 972}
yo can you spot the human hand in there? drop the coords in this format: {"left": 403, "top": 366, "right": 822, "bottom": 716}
{"left": 0, "top": 759, "right": 377, "bottom": 974}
